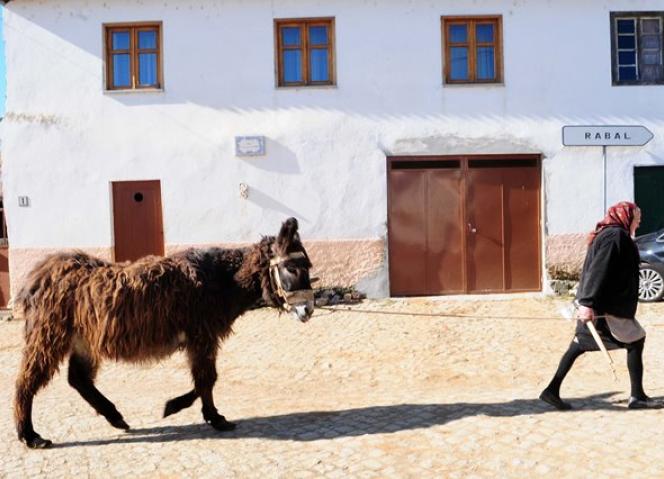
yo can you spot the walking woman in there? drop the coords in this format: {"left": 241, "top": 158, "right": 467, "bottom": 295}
{"left": 540, "top": 201, "right": 660, "bottom": 410}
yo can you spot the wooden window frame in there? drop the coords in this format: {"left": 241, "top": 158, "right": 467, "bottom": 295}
{"left": 274, "top": 17, "right": 336, "bottom": 87}
{"left": 104, "top": 22, "right": 163, "bottom": 91}
{"left": 442, "top": 15, "right": 503, "bottom": 85}
{"left": 610, "top": 11, "right": 664, "bottom": 86}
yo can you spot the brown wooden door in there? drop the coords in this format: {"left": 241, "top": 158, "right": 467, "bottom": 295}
{"left": 112, "top": 180, "right": 164, "bottom": 262}
{"left": 388, "top": 156, "right": 540, "bottom": 296}
{"left": 0, "top": 247, "right": 9, "bottom": 307}
{"left": 388, "top": 159, "right": 463, "bottom": 296}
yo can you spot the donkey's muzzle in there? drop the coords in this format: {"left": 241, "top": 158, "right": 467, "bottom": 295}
{"left": 285, "top": 289, "right": 315, "bottom": 322}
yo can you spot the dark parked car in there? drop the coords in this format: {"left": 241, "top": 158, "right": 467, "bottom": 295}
{"left": 635, "top": 228, "right": 664, "bottom": 302}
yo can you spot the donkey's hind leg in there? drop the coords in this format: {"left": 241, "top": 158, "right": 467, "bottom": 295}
{"left": 67, "top": 352, "right": 129, "bottom": 430}
{"left": 15, "top": 334, "right": 69, "bottom": 448}
{"left": 163, "top": 389, "right": 199, "bottom": 418}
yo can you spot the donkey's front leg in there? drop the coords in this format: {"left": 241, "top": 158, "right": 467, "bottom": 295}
{"left": 188, "top": 347, "right": 236, "bottom": 431}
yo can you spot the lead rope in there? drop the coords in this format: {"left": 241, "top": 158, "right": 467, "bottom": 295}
{"left": 318, "top": 303, "right": 664, "bottom": 327}
{"left": 316, "top": 305, "right": 615, "bottom": 322}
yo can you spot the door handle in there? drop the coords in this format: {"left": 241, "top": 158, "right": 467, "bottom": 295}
{"left": 467, "top": 223, "right": 477, "bottom": 234}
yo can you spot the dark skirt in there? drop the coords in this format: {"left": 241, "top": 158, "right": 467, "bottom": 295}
{"left": 574, "top": 318, "right": 630, "bottom": 351}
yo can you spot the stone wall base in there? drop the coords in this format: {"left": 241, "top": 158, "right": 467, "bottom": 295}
{"left": 546, "top": 233, "right": 587, "bottom": 280}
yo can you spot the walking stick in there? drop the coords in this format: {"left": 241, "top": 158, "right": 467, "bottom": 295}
{"left": 559, "top": 305, "right": 618, "bottom": 382}
{"left": 585, "top": 321, "right": 619, "bottom": 382}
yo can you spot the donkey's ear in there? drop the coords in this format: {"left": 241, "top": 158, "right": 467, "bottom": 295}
{"left": 276, "top": 217, "right": 299, "bottom": 252}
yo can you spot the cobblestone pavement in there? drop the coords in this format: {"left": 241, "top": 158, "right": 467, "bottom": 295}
{"left": 3, "top": 296, "right": 664, "bottom": 478}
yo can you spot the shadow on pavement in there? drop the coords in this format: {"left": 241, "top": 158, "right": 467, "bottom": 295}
{"left": 50, "top": 391, "right": 652, "bottom": 448}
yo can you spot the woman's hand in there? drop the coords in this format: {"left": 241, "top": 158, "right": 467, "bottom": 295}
{"left": 577, "top": 305, "right": 595, "bottom": 323}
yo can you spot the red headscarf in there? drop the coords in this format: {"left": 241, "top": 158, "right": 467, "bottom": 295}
{"left": 587, "top": 201, "right": 638, "bottom": 245}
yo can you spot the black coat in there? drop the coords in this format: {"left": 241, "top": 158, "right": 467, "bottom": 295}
{"left": 575, "top": 226, "right": 640, "bottom": 319}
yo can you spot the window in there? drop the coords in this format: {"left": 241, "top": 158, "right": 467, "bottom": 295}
{"left": 611, "top": 12, "right": 664, "bottom": 85}
{"left": 275, "top": 18, "right": 335, "bottom": 87}
{"left": 105, "top": 23, "right": 162, "bottom": 90}
{"left": 442, "top": 16, "right": 503, "bottom": 84}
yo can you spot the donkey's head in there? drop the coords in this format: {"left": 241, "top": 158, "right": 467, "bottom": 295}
{"left": 267, "top": 217, "right": 315, "bottom": 322}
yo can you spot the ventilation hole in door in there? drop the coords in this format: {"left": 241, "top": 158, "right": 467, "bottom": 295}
{"left": 134, "top": 192, "right": 144, "bottom": 202}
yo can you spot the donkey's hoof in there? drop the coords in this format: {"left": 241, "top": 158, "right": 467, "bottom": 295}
{"left": 163, "top": 404, "right": 176, "bottom": 418}
{"left": 163, "top": 400, "right": 181, "bottom": 418}
{"left": 163, "top": 391, "right": 198, "bottom": 418}
{"left": 207, "top": 416, "right": 236, "bottom": 431}
{"left": 109, "top": 417, "right": 130, "bottom": 431}
{"left": 24, "top": 435, "right": 53, "bottom": 449}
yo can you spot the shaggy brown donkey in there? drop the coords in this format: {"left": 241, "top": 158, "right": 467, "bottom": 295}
{"left": 15, "top": 218, "right": 314, "bottom": 448}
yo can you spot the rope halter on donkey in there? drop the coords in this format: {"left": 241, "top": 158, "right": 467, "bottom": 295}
{"left": 268, "top": 251, "right": 314, "bottom": 312}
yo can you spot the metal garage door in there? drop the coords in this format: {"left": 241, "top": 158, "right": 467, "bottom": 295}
{"left": 388, "top": 155, "right": 541, "bottom": 296}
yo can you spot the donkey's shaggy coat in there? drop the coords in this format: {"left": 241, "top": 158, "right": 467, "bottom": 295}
{"left": 14, "top": 218, "right": 313, "bottom": 448}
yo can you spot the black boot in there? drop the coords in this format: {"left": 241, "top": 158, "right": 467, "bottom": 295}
{"left": 540, "top": 388, "right": 572, "bottom": 411}
{"left": 627, "top": 396, "right": 664, "bottom": 410}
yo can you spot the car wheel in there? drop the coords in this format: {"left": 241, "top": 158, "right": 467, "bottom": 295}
{"left": 639, "top": 266, "right": 664, "bottom": 302}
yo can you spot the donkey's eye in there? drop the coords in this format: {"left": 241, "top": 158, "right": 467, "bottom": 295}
{"left": 286, "top": 266, "right": 298, "bottom": 275}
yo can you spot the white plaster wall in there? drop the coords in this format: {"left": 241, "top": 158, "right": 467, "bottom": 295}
{"left": 2, "top": 0, "right": 664, "bottom": 249}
